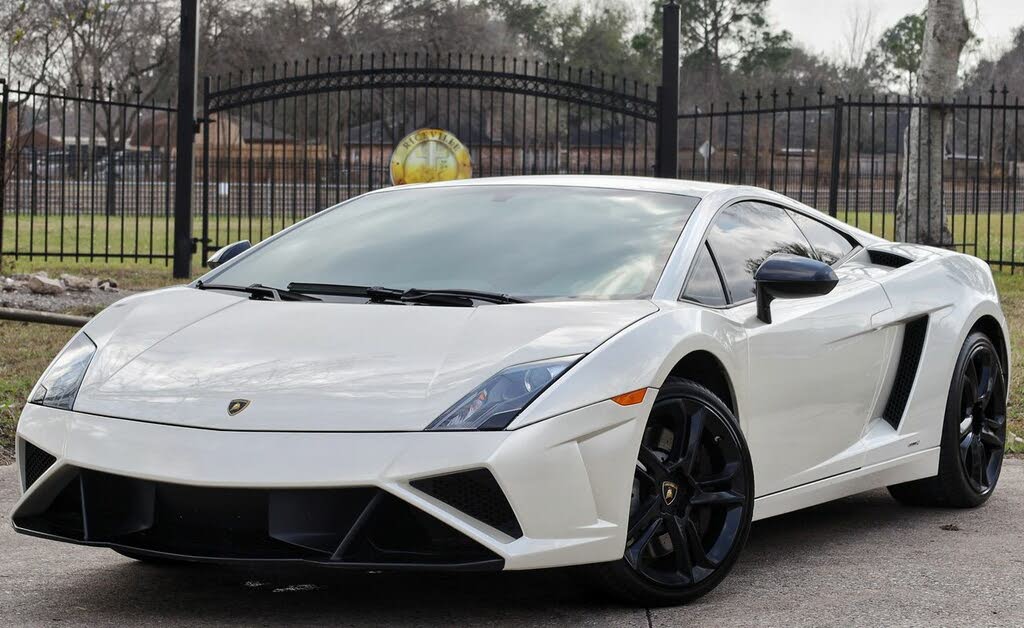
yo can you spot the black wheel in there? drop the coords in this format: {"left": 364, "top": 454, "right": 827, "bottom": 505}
{"left": 590, "top": 378, "right": 754, "bottom": 606}
{"left": 888, "top": 331, "right": 1006, "bottom": 508}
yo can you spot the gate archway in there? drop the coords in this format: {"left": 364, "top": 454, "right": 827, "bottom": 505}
{"left": 199, "top": 53, "right": 659, "bottom": 260}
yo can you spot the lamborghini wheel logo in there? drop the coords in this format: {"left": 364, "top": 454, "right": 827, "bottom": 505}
{"left": 227, "top": 399, "right": 250, "bottom": 416}
{"left": 662, "top": 481, "right": 679, "bottom": 506}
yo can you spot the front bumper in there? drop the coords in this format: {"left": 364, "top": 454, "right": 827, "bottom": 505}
{"left": 12, "top": 395, "right": 652, "bottom": 571}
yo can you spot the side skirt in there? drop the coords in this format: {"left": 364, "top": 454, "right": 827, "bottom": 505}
{"left": 752, "top": 447, "right": 939, "bottom": 521}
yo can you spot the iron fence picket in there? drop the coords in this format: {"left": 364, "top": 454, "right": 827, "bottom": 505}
{"left": 1, "top": 70, "right": 1021, "bottom": 270}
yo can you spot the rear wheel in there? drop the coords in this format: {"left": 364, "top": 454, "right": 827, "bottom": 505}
{"left": 590, "top": 379, "right": 754, "bottom": 606}
{"left": 888, "top": 331, "right": 1006, "bottom": 507}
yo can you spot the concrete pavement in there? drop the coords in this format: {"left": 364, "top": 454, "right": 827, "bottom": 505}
{"left": 2, "top": 461, "right": 1022, "bottom": 627}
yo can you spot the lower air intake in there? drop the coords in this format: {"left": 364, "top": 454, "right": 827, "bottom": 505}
{"left": 13, "top": 468, "right": 502, "bottom": 570}
{"left": 22, "top": 441, "right": 57, "bottom": 491}
{"left": 411, "top": 469, "right": 523, "bottom": 539}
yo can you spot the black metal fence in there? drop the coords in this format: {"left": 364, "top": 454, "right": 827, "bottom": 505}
{"left": 674, "top": 88, "right": 1023, "bottom": 268}
{"left": 197, "top": 53, "right": 658, "bottom": 260}
{"left": 1, "top": 68, "right": 1022, "bottom": 270}
{"left": 1, "top": 79, "right": 181, "bottom": 264}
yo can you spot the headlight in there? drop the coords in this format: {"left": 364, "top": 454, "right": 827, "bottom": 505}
{"left": 427, "top": 356, "right": 581, "bottom": 431}
{"left": 29, "top": 332, "right": 96, "bottom": 411}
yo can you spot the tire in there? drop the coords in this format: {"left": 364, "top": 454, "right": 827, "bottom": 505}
{"left": 888, "top": 331, "right": 1007, "bottom": 508}
{"left": 589, "top": 378, "right": 754, "bottom": 606}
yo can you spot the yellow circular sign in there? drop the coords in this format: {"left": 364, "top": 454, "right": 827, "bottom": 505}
{"left": 390, "top": 128, "right": 472, "bottom": 185}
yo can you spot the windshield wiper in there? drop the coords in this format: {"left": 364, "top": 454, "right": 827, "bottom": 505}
{"left": 401, "top": 288, "right": 530, "bottom": 305}
{"left": 285, "top": 283, "right": 406, "bottom": 302}
{"left": 195, "top": 281, "right": 322, "bottom": 302}
{"left": 286, "top": 283, "right": 529, "bottom": 306}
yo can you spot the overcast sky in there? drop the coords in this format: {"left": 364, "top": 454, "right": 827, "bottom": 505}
{"left": 768, "top": 0, "right": 1023, "bottom": 60}
{"left": 616, "top": 0, "right": 1022, "bottom": 61}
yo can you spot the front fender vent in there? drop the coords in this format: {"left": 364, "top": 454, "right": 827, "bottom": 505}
{"left": 882, "top": 316, "right": 929, "bottom": 429}
{"left": 23, "top": 441, "right": 57, "bottom": 491}
{"left": 412, "top": 469, "right": 523, "bottom": 539}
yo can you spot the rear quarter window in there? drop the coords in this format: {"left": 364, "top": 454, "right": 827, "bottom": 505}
{"left": 787, "top": 210, "right": 856, "bottom": 265}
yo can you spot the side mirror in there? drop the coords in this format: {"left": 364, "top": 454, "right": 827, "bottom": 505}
{"left": 754, "top": 254, "right": 838, "bottom": 324}
{"left": 206, "top": 240, "right": 251, "bottom": 269}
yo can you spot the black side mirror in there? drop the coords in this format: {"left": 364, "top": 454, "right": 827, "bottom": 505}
{"left": 206, "top": 240, "right": 251, "bottom": 269}
{"left": 754, "top": 254, "right": 838, "bottom": 324}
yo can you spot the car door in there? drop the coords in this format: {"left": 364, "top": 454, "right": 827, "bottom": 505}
{"left": 703, "top": 201, "right": 892, "bottom": 496}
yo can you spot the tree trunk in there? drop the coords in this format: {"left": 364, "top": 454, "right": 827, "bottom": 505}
{"left": 895, "top": 0, "right": 970, "bottom": 245}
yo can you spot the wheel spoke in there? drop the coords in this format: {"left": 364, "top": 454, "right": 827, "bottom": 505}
{"left": 690, "top": 489, "right": 745, "bottom": 508}
{"left": 959, "top": 431, "right": 974, "bottom": 458}
{"left": 665, "top": 400, "right": 689, "bottom": 445}
{"left": 637, "top": 445, "right": 669, "bottom": 479}
{"left": 984, "top": 414, "right": 1006, "bottom": 430}
{"left": 627, "top": 496, "right": 661, "bottom": 539}
{"left": 624, "top": 517, "right": 662, "bottom": 569}
{"left": 669, "top": 406, "right": 706, "bottom": 475}
{"left": 964, "top": 365, "right": 980, "bottom": 405}
{"left": 665, "top": 514, "right": 694, "bottom": 582}
{"left": 696, "top": 461, "right": 739, "bottom": 490}
{"left": 684, "top": 516, "right": 717, "bottom": 568}
{"left": 980, "top": 426, "right": 1004, "bottom": 449}
{"left": 973, "top": 351, "right": 995, "bottom": 409}
{"left": 971, "top": 437, "right": 986, "bottom": 486}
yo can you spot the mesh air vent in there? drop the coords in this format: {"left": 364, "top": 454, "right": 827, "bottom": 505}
{"left": 412, "top": 469, "right": 523, "bottom": 538}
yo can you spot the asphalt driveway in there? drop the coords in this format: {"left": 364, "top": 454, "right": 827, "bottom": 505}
{"left": 1, "top": 461, "right": 1022, "bottom": 627}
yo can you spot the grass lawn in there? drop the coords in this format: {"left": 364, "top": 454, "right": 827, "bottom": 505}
{"left": 1, "top": 216, "right": 302, "bottom": 275}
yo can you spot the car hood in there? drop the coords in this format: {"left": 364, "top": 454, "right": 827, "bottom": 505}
{"left": 74, "top": 287, "right": 657, "bottom": 431}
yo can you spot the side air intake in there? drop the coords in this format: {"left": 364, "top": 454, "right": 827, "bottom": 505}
{"left": 412, "top": 469, "right": 523, "bottom": 539}
{"left": 868, "top": 249, "right": 913, "bottom": 268}
{"left": 882, "top": 317, "right": 929, "bottom": 428}
{"left": 22, "top": 441, "right": 57, "bottom": 491}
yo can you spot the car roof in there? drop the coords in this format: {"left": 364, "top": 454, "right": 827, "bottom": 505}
{"left": 359, "top": 174, "right": 887, "bottom": 250}
{"left": 369, "top": 175, "right": 733, "bottom": 199}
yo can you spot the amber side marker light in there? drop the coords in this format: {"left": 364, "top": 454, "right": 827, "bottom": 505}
{"left": 611, "top": 389, "right": 647, "bottom": 406}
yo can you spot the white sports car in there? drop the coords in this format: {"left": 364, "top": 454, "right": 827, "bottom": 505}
{"left": 13, "top": 176, "right": 1009, "bottom": 605}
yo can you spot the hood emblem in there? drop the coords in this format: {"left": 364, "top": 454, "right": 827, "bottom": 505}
{"left": 662, "top": 481, "right": 679, "bottom": 506}
{"left": 227, "top": 399, "right": 251, "bottom": 416}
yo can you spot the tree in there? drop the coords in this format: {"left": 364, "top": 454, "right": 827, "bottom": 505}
{"left": 867, "top": 13, "right": 926, "bottom": 95}
{"left": 837, "top": 2, "right": 878, "bottom": 71}
{"left": 895, "top": 0, "right": 971, "bottom": 246}
{"left": 633, "top": 0, "right": 793, "bottom": 103}
{"left": 964, "top": 26, "right": 1024, "bottom": 98}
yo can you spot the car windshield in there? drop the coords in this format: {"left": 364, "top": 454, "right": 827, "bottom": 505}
{"left": 208, "top": 184, "right": 699, "bottom": 301}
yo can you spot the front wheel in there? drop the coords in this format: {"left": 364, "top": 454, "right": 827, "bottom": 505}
{"left": 590, "top": 378, "right": 754, "bottom": 606}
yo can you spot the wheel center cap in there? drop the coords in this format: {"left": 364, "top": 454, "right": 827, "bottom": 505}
{"left": 662, "top": 481, "right": 680, "bottom": 506}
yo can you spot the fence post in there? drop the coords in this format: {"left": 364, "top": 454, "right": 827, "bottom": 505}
{"left": 201, "top": 76, "right": 210, "bottom": 264}
{"left": 0, "top": 79, "right": 8, "bottom": 265}
{"left": 656, "top": 1, "right": 680, "bottom": 178}
{"left": 827, "top": 96, "right": 844, "bottom": 217}
{"left": 173, "top": 0, "right": 200, "bottom": 279}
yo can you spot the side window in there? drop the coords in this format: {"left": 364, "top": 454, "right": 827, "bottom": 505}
{"left": 682, "top": 242, "right": 728, "bottom": 306}
{"left": 788, "top": 210, "right": 855, "bottom": 265}
{"left": 707, "top": 202, "right": 814, "bottom": 302}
